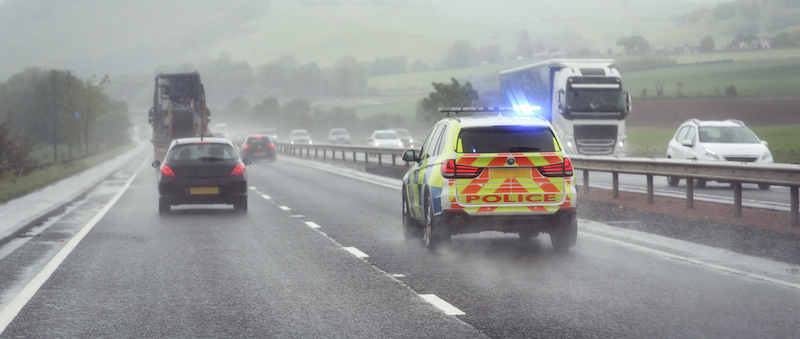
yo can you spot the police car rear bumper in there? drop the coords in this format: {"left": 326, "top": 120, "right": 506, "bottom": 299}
{"left": 438, "top": 209, "right": 576, "bottom": 235}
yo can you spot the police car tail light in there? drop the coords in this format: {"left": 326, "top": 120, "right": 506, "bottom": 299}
{"left": 161, "top": 165, "right": 176, "bottom": 177}
{"left": 270, "top": 144, "right": 275, "bottom": 148}
{"left": 230, "top": 163, "right": 245, "bottom": 176}
{"left": 540, "top": 158, "right": 573, "bottom": 177}
{"left": 442, "top": 159, "right": 482, "bottom": 178}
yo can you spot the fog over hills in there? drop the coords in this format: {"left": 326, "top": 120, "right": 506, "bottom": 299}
{"left": 0, "top": 0, "right": 734, "bottom": 80}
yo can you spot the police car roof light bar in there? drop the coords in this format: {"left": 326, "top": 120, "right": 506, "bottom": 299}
{"left": 438, "top": 107, "right": 516, "bottom": 117}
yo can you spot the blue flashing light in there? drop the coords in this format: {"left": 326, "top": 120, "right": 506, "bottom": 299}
{"left": 513, "top": 104, "right": 542, "bottom": 115}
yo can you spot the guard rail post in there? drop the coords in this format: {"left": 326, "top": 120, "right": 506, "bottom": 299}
{"left": 612, "top": 172, "right": 619, "bottom": 199}
{"left": 323, "top": 149, "right": 327, "bottom": 159}
{"left": 791, "top": 186, "right": 799, "bottom": 227}
{"left": 315, "top": 149, "right": 318, "bottom": 159}
{"left": 583, "top": 170, "right": 590, "bottom": 194}
{"left": 392, "top": 155, "right": 397, "bottom": 166}
{"left": 646, "top": 175, "right": 654, "bottom": 205}
{"left": 733, "top": 182, "right": 742, "bottom": 217}
{"left": 378, "top": 154, "right": 383, "bottom": 167}
{"left": 686, "top": 178, "right": 694, "bottom": 209}
{"left": 353, "top": 151, "right": 357, "bottom": 163}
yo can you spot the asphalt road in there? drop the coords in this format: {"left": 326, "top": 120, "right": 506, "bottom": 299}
{"left": 2, "top": 154, "right": 800, "bottom": 338}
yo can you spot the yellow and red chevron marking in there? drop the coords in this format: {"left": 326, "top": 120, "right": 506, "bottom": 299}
{"left": 463, "top": 205, "right": 562, "bottom": 214}
{"left": 456, "top": 153, "right": 563, "bottom": 167}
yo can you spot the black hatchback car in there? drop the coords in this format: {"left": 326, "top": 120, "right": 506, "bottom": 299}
{"left": 240, "top": 135, "right": 277, "bottom": 161}
{"left": 152, "top": 137, "right": 251, "bottom": 214}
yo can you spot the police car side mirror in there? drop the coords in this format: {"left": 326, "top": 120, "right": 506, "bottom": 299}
{"left": 402, "top": 150, "right": 417, "bottom": 162}
{"left": 242, "top": 158, "right": 252, "bottom": 166}
{"left": 151, "top": 160, "right": 161, "bottom": 168}
{"left": 680, "top": 140, "right": 693, "bottom": 148}
{"left": 761, "top": 140, "right": 768, "bottom": 147}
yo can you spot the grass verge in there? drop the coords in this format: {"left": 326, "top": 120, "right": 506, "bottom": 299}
{"left": 0, "top": 141, "right": 137, "bottom": 203}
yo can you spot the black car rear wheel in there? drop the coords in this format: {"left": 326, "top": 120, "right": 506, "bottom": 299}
{"left": 234, "top": 198, "right": 248, "bottom": 212}
{"left": 159, "top": 199, "right": 170, "bottom": 215}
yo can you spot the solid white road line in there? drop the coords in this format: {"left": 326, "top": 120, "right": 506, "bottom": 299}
{"left": 420, "top": 294, "right": 465, "bottom": 316}
{"left": 304, "top": 221, "right": 321, "bottom": 229}
{"left": 580, "top": 231, "right": 800, "bottom": 291}
{"left": 0, "top": 158, "right": 149, "bottom": 335}
{"left": 343, "top": 247, "right": 369, "bottom": 258}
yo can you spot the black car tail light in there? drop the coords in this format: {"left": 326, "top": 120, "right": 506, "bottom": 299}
{"left": 230, "top": 163, "right": 245, "bottom": 176}
{"left": 539, "top": 158, "right": 573, "bottom": 177}
{"left": 161, "top": 165, "right": 176, "bottom": 177}
{"left": 441, "top": 159, "right": 482, "bottom": 179}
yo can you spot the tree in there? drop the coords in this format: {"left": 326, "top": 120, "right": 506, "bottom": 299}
{"left": 772, "top": 32, "right": 794, "bottom": 48}
{"left": 514, "top": 30, "right": 534, "bottom": 59}
{"left": 372, "top": 56, "right": 408, "bottom": 76}
{"left": 420, "top": 78, "right": 479, "bottom": 119}
{"left": 616, "top": 35, "right": 650, "bottom": 55}
{"left": 442, "top": 40, "right": 478, "bottom": 69}
{"left": 78, "top": 75, "right": 111, "bottom": 154}
{"left": 409, "top": 60, "right": 429, "bottom": 73}
{"left": 331, "top": 56, "right": 367, "bottom": 96}
{"left": 252, "top": 97, "right": 282, "bottom": 127}
{"left": 477, "top": 45, "right": 502, "bottom": 63}
{"left": 700, "top": 36, "right": 715, "bottom": 52}
{"left": 0, "top": 110, "right": 38, "bottom": 180}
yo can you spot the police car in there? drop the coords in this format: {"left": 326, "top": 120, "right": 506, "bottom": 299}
{"left": 401, "top": 107, "right": 577, "bottom": 250}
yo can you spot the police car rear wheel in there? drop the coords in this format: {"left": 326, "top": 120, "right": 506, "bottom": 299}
{"left": 550, "top": 216, "right": 577, "bottom": 250}
{"left": 424, "top": 194, "right": 449, "bottom": 250}
{"left": 402, "top": 189, "right": 422, "bottom": 240}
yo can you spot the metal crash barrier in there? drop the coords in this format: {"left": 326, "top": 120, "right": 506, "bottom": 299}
{"left": 571, "top": 155, "right": 800, "bottom": 227}
{"left": 275, "top": 142, "right": 408, "bottom": 167}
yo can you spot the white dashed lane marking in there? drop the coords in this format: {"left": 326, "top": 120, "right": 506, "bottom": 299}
{"left": 343, "top": 247, "right": 369, "bottom": 258}
{"left": 305, "top": 221, "right": 321, "bottom": 229}
{"left": 279, "top": 206, "right": 291, "bottom": 211}
{"left": 420, "top": 294, "right": 465, "bottom": 316}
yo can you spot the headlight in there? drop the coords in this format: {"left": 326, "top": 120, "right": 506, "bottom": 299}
{"left": 702, "top": 148, "right": 720, "bottom": 160}
{"left": 398, "top": 142, "right": 403, "bottom": 147}
{"left": 761, "top": 152, "right": 773, "bottom": 162}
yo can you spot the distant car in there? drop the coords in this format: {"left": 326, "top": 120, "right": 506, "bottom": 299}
{"left": 213, "top": 123, "right": 229, "bottom": 138}
{"left": 666, "top": 119, "right": 773, "bottom": 189}
{"left": 328, "top": 128, "right": 352, "bottom": 144}
{"left": 240, "top": 135, "right": 277, "bottom": 161}
{"left": 252, "top": 128, "right": 278, "bottom": 142}
{"left": 152, "top": 137, "right": 251, "bottom": 214}
{"left": 369, "top": 130, "right": 403, "bottom": 148}
{"left": 391, "top": 128, "right": 414, "bottom": 148}
{"left": 289, "top": 129, "right": 312, "bottom": 144}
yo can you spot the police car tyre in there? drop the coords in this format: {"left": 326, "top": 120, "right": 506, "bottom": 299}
{"left": 759, "top": 184, "right": 771, "bottom": 190}
{"left": 402, "top": 189, "right": 422, "bottom": 240}
{"left": 694, "top": 179, "right": 707, "bottom": 188}
{"left": 424, "top": 193, "right": 449, "bottom": 250}
{"left": 550, "top": 217, "right": 577, "bottom": 250}
{"left": 159, "top": 199, "right": 170, "bottom": 215}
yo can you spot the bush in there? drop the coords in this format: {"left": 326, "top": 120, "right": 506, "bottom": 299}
{"left": 725, "top": 85, "right": 738, "bottom": 97}
{"left": 0, "top": 110, "right": 38, "bottom": 180}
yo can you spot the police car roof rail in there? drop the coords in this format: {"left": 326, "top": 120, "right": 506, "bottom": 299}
{"left": 438, "top": 107, "right": 516, "bottom": 117}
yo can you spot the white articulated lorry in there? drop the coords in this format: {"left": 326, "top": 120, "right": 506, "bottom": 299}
{"left": 500, "top": 59, "right": 631, "bottom": 156}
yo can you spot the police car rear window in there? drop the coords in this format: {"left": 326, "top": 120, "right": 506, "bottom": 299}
{"left": 457, "top": 126, "right": 559, "bottom": 153}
